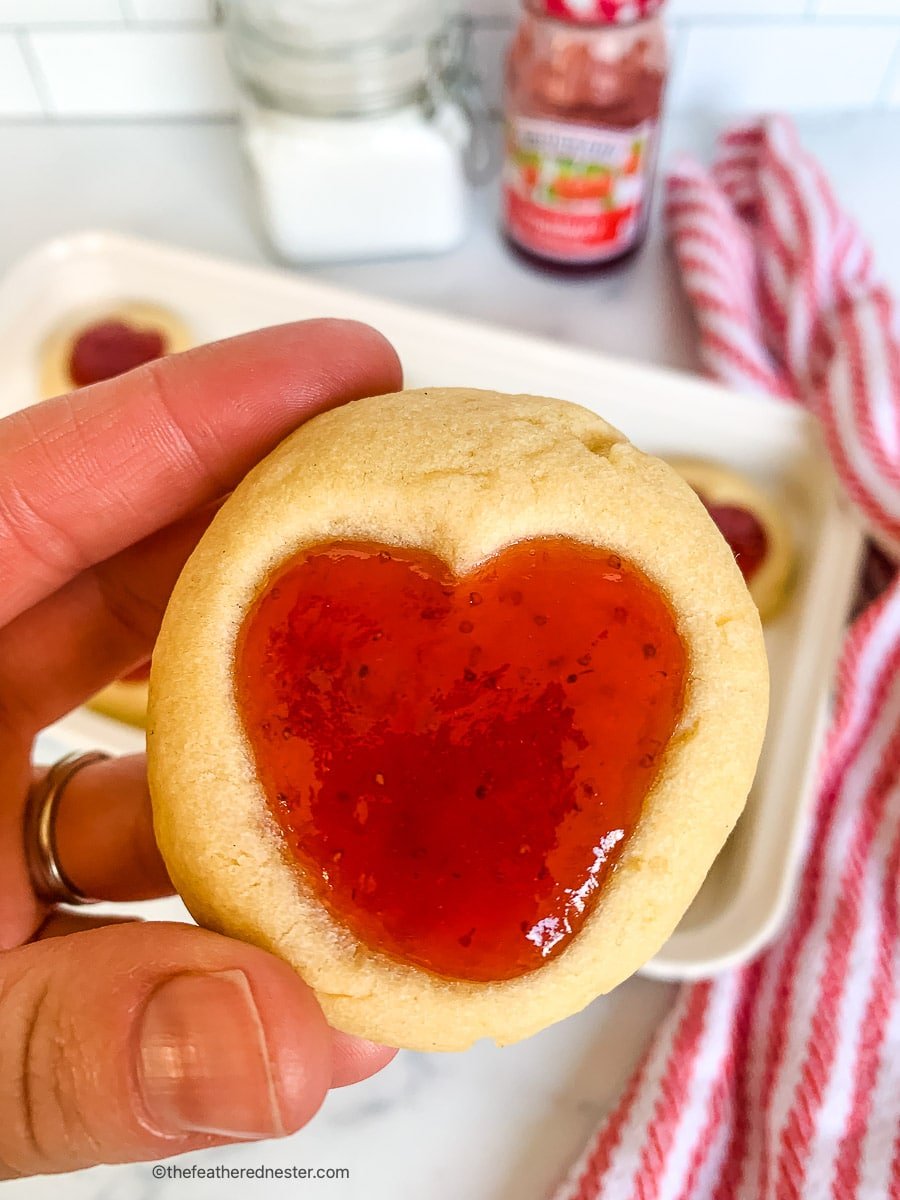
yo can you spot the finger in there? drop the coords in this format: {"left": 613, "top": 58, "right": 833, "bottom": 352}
{"left": 0, "top": 319, "right": 402, "bottom": 628}
{"left": 0, "top": 749, "right": 164, "bottom": 949}
{"left": 26, "top": 765, "right": 397, "bottom": 1074}
{"left": 0, "top": 728, "right": 39, "bottom": 949}
{"left": 30, "top": 916, "right": 395, "bottom": 1084}
{"left": 33, "top": 911, "right": 136, "bottom": 940}
{"left": 50, "top": 755, "right": 172, "bottom": 903}
{"left": 329, "top": 1031, "right": 398, "bottom": 1088}
{"left": 0, "top": 921, "right": 393, "bottom": 1177}
{"left": 1, "top": 507, "right": 214, "bottom": 734}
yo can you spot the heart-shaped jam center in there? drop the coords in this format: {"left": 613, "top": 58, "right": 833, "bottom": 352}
{"left": 235, "top": 538, "right": 686, "bottom": 983}
{"left": 695, "top": 493, "right": 768, "bottom": 583}
{"left": 68, "top": 320, "right": 167, "bottom": 386}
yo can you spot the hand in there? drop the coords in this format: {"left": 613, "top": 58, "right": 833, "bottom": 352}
{"left": 0, "top": 319, "right": 403, "bottom": 1178}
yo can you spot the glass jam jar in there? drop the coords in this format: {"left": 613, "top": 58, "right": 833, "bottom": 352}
{"left": 502, "top": 0, "right": 669, "bottom": 270}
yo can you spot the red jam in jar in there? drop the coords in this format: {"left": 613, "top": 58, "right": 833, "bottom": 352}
{"left": 502, "top": 0, "right": 669, "bottom": 269}
{"left": 235, "top": 537, "right": 686, "bottom": 983}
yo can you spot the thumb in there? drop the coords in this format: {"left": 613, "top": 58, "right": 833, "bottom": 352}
{"left": 0, "top": 921, "right": 352, "bottom": 1177}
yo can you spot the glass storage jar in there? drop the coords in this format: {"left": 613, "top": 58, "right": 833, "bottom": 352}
{"left": 225, "top": 0, "right": 470, "bottom": 264}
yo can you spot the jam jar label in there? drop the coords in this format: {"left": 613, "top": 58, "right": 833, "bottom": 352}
{"left": 502, "top": 116, "right": 658, "bottom": 264}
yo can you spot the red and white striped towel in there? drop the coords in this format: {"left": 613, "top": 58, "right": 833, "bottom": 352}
{"left": 553, "top": 116, "right": 900, "bottom": 1200}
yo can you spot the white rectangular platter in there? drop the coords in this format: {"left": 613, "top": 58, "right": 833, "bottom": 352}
{"left": 0, "top": 231, "right": 866, "bottom": 980}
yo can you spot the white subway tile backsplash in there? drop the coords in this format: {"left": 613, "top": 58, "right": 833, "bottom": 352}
{"left": 0, "top": 0, "right": 897, "bottom": 121}
{"left": 0, "top": 34, "right": 42, "bottom": 114}
{"left": 669, "top": 0, "right": 808, "bottom": 15}
{"left": 123, "top": 0, "right": 214, "bottom": 21}
{"left": 814, "top": 1, "right": 900, "bottom": 15}
{"left": 30, "top": 28, "right": 237, "bottom": 116}
{"left": 0, "top": 0, "right": 123, "bottom": 24}
{"left": 671, "top": 22, "right": 900, "bottom": 111}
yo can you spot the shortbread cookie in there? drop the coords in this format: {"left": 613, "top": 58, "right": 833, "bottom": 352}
{"left": 148, "top": 389, "right": 768, "bottom": 1051}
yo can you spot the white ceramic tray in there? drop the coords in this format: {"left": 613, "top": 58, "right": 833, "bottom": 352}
{"left": 0, "top": 231, "right": 866, "bottom": 980}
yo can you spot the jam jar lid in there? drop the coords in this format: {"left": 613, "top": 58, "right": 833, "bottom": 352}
{"left": 535, "top": 0, "right": 666, "bottom": 22}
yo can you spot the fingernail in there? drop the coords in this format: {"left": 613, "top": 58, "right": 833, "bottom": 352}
{"left": 137, "top": 969, "right": 284, "bottom": 1139}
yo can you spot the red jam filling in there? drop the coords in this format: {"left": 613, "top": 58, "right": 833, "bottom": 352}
{"left": 235, "top": 538, "right": 686, "bottom": 983}
{"left": 68, "top": 319, "right": 167, "bottom": 386}
{"left": 696, "top": 494, "right": 769, "bottom": 583}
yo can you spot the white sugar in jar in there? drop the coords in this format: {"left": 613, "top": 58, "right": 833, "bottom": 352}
{"left": 225, "top": 0, "right": 471, "bottom": 264}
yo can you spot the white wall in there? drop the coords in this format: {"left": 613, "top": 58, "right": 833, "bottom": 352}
{"left": 0, "top": 0, "right": 899, "bottom": 118}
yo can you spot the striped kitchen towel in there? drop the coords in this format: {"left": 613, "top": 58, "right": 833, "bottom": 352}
{"left": 554, "top": 116, "right": 900, "bottom": 1200}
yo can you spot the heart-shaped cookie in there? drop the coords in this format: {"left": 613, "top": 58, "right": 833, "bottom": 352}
{"left": 148, "top": 388, "right": 768, "bottom": 1050}
{"left": 236, "top": 537, "right": 686, "bottom": 983}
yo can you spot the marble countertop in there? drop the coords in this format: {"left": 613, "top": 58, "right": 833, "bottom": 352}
{"left": 4, "top": 110, "right": 898, "bottom": 1200}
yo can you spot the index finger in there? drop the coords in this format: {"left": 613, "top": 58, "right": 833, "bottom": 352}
{"left": 0, "top": 319, "right": 402, "bottom": 628}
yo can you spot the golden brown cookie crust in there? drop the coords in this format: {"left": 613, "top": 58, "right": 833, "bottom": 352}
{"left": 669, "top": 458, "right": 796, "bottom": 623}
{"left": 148, "top": 389, "right": 768, "bottom": 1051}
{"left": 39, "top": 302, "right": 193, "bottom": 399}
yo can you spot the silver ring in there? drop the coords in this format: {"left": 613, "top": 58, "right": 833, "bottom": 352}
{"left": 24, "top": 751, "right": 110, "bottom": 906}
